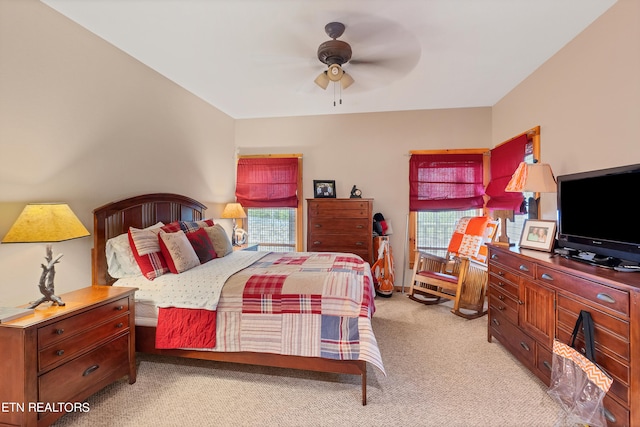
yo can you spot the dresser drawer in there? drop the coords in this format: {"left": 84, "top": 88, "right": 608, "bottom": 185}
{"left": 489, "top": 287, "right": 518, "bottom": 324}
{"left": 489, "top": 250, "right": 535, "bottom": 278}
{"left": 308, "top": 200, "right": 371, "bottom": 217}
{"left": 557, "top": 294, "right": 630, "bottom": 360}
{"left": 490, "top": 309, "right": 536, "bottom": 367}
{"left": 603, "top": 394, "right": 630, "bottom": 427}
{"left": 39, "top": 334, "right": 129, "bottom": 404}
{"left": 39, "top": 313, "right": 130, "bottom": 371}
{"left": 38, "top": 297, "right": 130, "bottom": 348}
{"left": 308, "top": 235, "right": 370, "bottom": 252}
{"left": 308, "top": 217, "right": 370, "bottom": 234}
{"left": 536, "top": 343, "right": 553, "bottom": 383}
{"left": 488, "top": 267, "right": 519, "bottom": 299}
{"left": 537, "top": 266, "right": 629, "bottom": 316}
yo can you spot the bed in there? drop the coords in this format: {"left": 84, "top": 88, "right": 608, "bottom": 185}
{"left": 91, "top": 193, "right": 385, "bottom": 405}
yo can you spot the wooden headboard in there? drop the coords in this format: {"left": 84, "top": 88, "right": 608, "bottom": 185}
{"left": 92, "top": 193, "right": 207, "bottom": 286}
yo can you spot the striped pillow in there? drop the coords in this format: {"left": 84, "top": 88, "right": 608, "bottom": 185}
{"left": 128, "top": 226, "right": 169, "bottom": 280}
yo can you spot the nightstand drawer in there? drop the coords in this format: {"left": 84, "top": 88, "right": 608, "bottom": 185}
{"left": 39, "top": 313, "right": 130, "bottom": 371}
{"left": 38, "top": 296, "right": 129, "bottom": 348}
{"left": 39, "top": 334, "right": 129, "bottom": 404}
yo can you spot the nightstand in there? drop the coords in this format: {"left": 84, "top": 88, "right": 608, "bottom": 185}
{"left": 233, "top": 243, "right": 259, "bottom": 251}
{"left": 0, "top": 286, "right": 137, "bottom": 427}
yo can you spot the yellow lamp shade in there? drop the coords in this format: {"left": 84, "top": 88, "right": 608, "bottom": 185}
{"left": 2, "top": 203, "right": 90, "bottom": 243}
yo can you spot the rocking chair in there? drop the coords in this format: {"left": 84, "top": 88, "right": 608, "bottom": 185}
{"left": 408, "top": 216, "right": 498, "bottom": 319}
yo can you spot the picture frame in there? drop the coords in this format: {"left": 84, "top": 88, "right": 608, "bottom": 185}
{"left": 313, "top": 180, "right": 336, "bottom": 198}
{"left": 519, "top": 219, "right": 557, "bottom": 252}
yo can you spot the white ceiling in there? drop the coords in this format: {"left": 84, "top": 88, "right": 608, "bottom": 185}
{"left": 42, "top": 0, "right": 617, "bottom": 119}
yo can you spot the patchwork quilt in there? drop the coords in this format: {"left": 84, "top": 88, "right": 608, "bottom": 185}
{"left": 115, "top": 251, "right": 385, "bottom": 375}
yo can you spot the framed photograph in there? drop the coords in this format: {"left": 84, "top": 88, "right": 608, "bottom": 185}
{"left": 519, "top": 219, "right": 557, "bottom": 252}
{"left": 313, "top": 180, "right": 336, "bottom": 198}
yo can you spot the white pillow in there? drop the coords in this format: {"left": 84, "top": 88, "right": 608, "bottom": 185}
{"left": 106, "top": 222, "right": 164, "bottom": 278}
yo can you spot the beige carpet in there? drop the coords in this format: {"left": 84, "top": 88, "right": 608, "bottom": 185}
{"left": 53, "top": 294, "right": 562, "bottom": 427}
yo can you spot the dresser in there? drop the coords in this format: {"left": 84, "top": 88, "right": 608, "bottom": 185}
{"left": 487, "top": 245, "right": 640, "bottom": 427}
{"left": 0, "top": 286, "right": 137, "bottom": 427}
{"left": 307, "top": 198, "right": 373, "bottom": 264}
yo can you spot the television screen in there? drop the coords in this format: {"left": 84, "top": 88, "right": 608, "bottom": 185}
{"left": 557, "top": 163, "right": 640, "bottom": 266}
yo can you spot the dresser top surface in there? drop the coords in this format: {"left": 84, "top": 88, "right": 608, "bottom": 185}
{"left": 1, "top": 286, "right": 137, "bottom": 328}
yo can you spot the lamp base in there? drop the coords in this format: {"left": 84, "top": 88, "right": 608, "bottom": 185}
{"left": 31, "top": 245, "right": 66, "bottom": 309}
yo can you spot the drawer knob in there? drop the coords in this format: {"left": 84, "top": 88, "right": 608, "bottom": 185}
{"left": 56, "top": 349, "right": 65, "bottom": 356}
{"left": 519, "top": 342, "right": 530, "bottom": 352}
{"left": 603, "top": 408, "right": 616, "bottom": 423}
{"left": 356, "top": 225, "right": 364, "bottom": 229}
{"left": 115, "top": 322, "right": 124, "bottom": 328}
{"left": 314, "top": 224, "right": 321, "bottom": 228}
{"left": 498, "top": 295, "right": 505, "bottom": 301}
{"left": 518, "top": 300, "right": 524, "bottom": 305}
{"left": 543, "top": 360, "right": 552, "bottom": 371}
{"left": 498, "top": 282, "right": 505, "bottom": 287}
{"left": 491, "top": 318, "right": 500, "bottom": 326}
{"left": 355, "top": 242, "right": 363, "bottom": 246}
{"left": 497, "top": 305, "right": 505, "bottom": 311}
{"left": 491, "top": 254, "right": 498, "bottom": 260}
{"left": 55, "top": 328, "right": 64, "bottom": 335}
{"left": 313, "top": 240, "right": 321, "bottom": 245}
{"left": 83, "top": 364, "right": 100, "bottom": 377}
{"left": 519, "top": 264, "right": 529, "bottom": 272}
{"left": 541, "top": 273, "right": 553, "bottom": 280}
{"left": 497, "top": 271, "right": 505, "bottom": 277}
{"left": 116, "top": 305, "right": 124, "bottom": 311}
{"left": 596, "top": 293, "right": 615, "bottom": 304}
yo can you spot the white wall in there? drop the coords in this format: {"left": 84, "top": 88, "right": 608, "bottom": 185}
{"left": 0, "top": 1, "right": 236, "bottom": 306}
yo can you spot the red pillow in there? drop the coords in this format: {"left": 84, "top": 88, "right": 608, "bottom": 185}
{"left": 186, "top": 228, "right": 217, "bottom": 264}
{"left": 128, "top": 227, "right": 169, "bottom": 280}
{"left": 161, "top": 219, "right": 215, "bottom": 234}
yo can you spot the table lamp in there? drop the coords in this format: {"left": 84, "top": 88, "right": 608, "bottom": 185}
{"left": 2, "top": 203, "right": 90, "bottom": 308}
{"left": 221, "top": 202, "right": 247, "bottom": 246}
{"left": 506, "top": 160, "right": 557, "bottom": 219}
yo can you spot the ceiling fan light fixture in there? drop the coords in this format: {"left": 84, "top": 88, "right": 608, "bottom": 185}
{"left": 314, "top": 71, "right": 330, "bottom": 90}
{"left": 327, "top": 64, "right": 343, "bottom": 82}
{"left": 341, "top": 72, "right": 354, "bottom": 89}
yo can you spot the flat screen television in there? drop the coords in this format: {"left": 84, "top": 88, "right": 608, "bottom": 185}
{"left": 557, "top": 163, "right": 640, "bottom": 268}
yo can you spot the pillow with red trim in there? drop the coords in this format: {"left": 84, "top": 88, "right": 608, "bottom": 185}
{"left": 128, "top": 226, "right": 169, "bottom": 280}
{"left": 158, "top": 230, "right": 200, "bottom": 274}
{"left": 447, "top": 216, "right": 490, "bottom": 258}
{"left": 186, "top": 228, "right": 217, "bottom": 264}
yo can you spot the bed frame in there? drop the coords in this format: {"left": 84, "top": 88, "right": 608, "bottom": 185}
{"left": 92, "top": 193, "right": 368, "bottom": 404}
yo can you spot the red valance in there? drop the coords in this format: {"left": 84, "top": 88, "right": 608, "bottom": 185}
{"left": 235, "top": 158, "right": 298, "bottom": 208}
{"left": 409, "top": 153, "right": 485, "bottom": 211}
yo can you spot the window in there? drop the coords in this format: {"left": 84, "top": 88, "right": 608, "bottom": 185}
{"left": 409, "top": 150, "right": 488, "bottom": 265}
{"left": 235, "top": 155, "right": 303, "bottom": 252}
{"left": 416, "top": 209, "right": 483, "bottom": 258}
{"left": 247, "top": 207, "right": 296, "bottom": 252}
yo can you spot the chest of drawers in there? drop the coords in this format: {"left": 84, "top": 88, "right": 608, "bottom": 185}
{"left": 488, "top": 245, "right": 640, "bottom": 427}
{"left": 307, "top": 198, "right": 373, "bottom": 264}
{"left": 0, "top": 286, "right": 137, "bottom": 426}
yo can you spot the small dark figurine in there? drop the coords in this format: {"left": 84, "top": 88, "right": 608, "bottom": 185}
{"left": 350, "top": 185, "right": 362, "bottom": 198}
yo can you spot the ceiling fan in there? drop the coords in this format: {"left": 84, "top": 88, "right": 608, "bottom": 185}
{"left": 314, "top": 22, "right": 355, "bottom": 90}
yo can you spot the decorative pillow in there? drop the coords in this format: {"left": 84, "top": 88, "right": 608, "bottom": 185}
{"left": 158, "top": 230, "right": 200, "bottom": 274}
{"left": 128, "top": 226, "right": 169, "bottom": 280}
{"left": 471, "top": 219, "right": 500, "bottom": 264}
{"left": 186, "top": 227, "right": 217, "bottom": 264}
{"left": 107, "top": 222, "right": 165, "bottom": 278}
{"left": 203, "top": 224, "right": 233, "bottom": 257}
{"left": 161, "top": 219, "right": 215, "bottom": 234}
{"left": 447, "top": 216, "right": 490, "bottom": 258}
